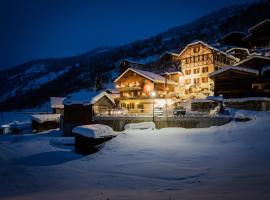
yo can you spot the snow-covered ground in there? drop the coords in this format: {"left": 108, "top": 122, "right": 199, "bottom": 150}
{"left": 1, "top": 111, "right": 270, "bottom": 199}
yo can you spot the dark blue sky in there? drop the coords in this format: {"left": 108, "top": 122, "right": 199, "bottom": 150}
{"left": 0, "top": 0, "right": 251, "bottom": 69}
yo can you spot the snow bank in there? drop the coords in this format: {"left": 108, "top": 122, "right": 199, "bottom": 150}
{"left": 31, "top": 114, "right": 60, "bottom": 123}
{"left": 72, "top": 124, "right": 115, "bottom": 138}
{"left": 124, "top": 122, "right": 156, "bottom": 130}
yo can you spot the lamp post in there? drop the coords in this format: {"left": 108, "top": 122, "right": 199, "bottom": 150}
{"left": 150, "top": 91, "right": 156, "bottom": 122}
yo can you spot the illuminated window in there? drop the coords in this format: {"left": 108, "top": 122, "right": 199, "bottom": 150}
{"left": 193, "top": 47, "right": 200, "bottom": 53}
{"left": 185, "top": 69, "right": 191, "bottom": 75}
{"left": 201, "top": 77, "right": 208, "bottom": 83}
{"left": 194, "top": 78, "right": 200, "bottom": 84}
{"left": 202, "top": 67, "right": 208, "bottom": 73}
{"left": 185, "top": 79, "right": 191, "bottom": 84}
{"left": 193, "top": 68, "right": 200, "bottom": 74}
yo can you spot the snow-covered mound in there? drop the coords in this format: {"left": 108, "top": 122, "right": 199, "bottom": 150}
{"left": 72, "top": 124, "right": 115, "bottom": 138}
{"left": 124, "top": 122, "right": 155, "bottom": 130}
{"left": 31, "top": 114, "right": 60, "bottom": 123}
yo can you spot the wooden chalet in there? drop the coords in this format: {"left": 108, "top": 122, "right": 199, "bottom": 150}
{"left": 118, "top": 59, "right": 146, "bottom": 74}
{"left": 235, "top": 55, "right": 270, "bottom": 71}
{"left": 63, "top": 91, "right": 115, "bottom": 136}
{"left": 31, "top": 114, "right": 61, "bottom": 133}
{"left": 157, "top": 51, "right": 181, "bottom": 72}
{"left": 209, "top": 66, "right": 259, "bottom": 98}
{"left": 226, "top": 47, "right": 250, "bottom": 60}
{"left": 114, "top": 68, "right": 179, "bottom": 114}
{"left": 243, "top": 19, "right": 270, "bottom": 50}
{"left": 221, "top": 31, "right": 247, "bottom": 47}
{"left": 178, "top": 40, "right": 239, "bottom": 99}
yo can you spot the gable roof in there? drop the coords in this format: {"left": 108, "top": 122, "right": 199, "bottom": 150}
{"left": 226, "top": 47, "right": 250, "bottom": 55}
{"left": 234, "top": 55, "right": 270, "bottom": 66}
{"left": 221, "top": 31, "right": 247, "bottom": 40}
{"left": 114, "top": 68, "right": 178, "bottom": 85}
{"left": 178, "top": 40, "right": 239, "bottom": 62}
{"left": 50, "top": 97, "right": 65, "bottom": 109}
{"left": 159, "top": 51, "right": 179, "bottom": 59}
{"left": 209, "top": 66, "right": 259, "bottom": 78}
{"left": 64, "top": 90, "right": 115, "bottom": 106}
{"left": 248, "top": 19, "right": 270, "bottom": 32}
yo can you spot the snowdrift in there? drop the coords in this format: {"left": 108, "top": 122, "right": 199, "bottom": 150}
{"left": 124, "top": 122, "right": 156, "bottom": 130}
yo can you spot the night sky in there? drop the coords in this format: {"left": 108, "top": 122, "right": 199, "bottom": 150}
{"left": 0, "top": 0, "right": 251, "bottom": 69}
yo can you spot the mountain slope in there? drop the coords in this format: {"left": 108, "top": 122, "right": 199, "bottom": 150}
{"left": 1, "top": 0, "right": 270, "bottom": 111}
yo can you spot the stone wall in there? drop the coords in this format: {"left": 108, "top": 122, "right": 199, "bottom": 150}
{"left": 93, "top": 116, "right": 232, "bottom": 131}
{"left": 191, "top": 98, "right": 270, "bottom": 112}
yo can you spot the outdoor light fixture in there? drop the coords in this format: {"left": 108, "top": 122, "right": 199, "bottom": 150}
{"left": 151, "top": 91, "right": 156, "bottom": 121}
{"left": 150, "top": 91, "right": 156, "bottom": 97}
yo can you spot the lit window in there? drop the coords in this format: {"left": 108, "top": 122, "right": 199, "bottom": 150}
{"left": 201, "top": 77, "right": 208, "bottom": 83}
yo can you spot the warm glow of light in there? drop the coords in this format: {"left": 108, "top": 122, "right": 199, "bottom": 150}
{"left": 151, "top": 91, "right": 156, "bottom": 97}
{"left": 145, "top": 84, "right": 152, "bottom": 91}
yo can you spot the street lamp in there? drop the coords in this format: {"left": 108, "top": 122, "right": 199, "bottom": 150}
{"left": 150, "top": 91, "right": 156, "bottom": 121}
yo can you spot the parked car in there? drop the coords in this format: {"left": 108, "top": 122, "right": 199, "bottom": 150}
{"left": 111, "top": 107, "right": 128, "bottom": 116}
{"left": 154, "top": 107, "right": 164, "bottom": 117}
{"left": 173, "top": 106, "right": 186, "bottom": 117}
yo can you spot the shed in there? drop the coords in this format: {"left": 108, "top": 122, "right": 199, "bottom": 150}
{"left": 31, "top": 114, "right": 61, "bottom": 133}
{"left": 209, "top": 66, "right": 259, "bottom": 98}
{"left": 63, "top": 90, "right": 115, "bottom": 136}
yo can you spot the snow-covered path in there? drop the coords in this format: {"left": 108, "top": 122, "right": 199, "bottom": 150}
{"left": 1, "top": 112, "right": 270, "bottom": 200}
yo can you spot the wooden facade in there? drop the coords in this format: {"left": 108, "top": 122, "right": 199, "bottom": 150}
{"left": 178, "top": 41, "right": 238, "bottom": 99}
{"left": 210, "top": 68, "right": 259, "bottom": 98}
{"left": 226, "top": 48, "right": 250, "bottom": 60}
{"left": 63, "top": 95, "right": 115, "bottom": 136}
{"left": 243, "top": 19, "right": 270, "bottom": 49}
{"left": 32, "top": 120, "right": 59, "bottom": 133}
{"left": 114, "top": 68, "right": 178, "bottom": 114}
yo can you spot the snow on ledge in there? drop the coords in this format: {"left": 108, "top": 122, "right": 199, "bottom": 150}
{"left": 224, "top": 97, "right": 270, "bottom": 102}
{"left": 31, "top": 114, "right": 61, "bottom": 123}
{"left": 124, "top": 122, "right": 156, "bottom": 130}
{"left": 72, "top": 124, "right": 115, "bottom": 139}
{"left": 193, "top": 97, "right": 270, "bottom": 103}
{"left": 209, "top": 66, "right": 259, "bottom": 77}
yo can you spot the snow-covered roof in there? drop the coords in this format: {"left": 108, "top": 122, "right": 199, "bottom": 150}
{"left": 234, "top": 55, "right": 270, "bottom": 66}
{"left": 64, "top": 90, "right": 115, "bottom": 106}
{"left": 31, "top": 114, "right": 60, "bottom": 123}
{"left": 243, "top": 19, "right": 270, "bottom": 41}
{"left": 209, "top": 66, "right": 259, "bottom": 77}
{"left": 178, "top": 40, "right": 239, "bottom": 62}
{"left": 221, "top": 31, "right": 247, "bottom": 40}
{"left": 248, "top": 19, "right": 270, "bottom": 32}
{"left": 50, "top": 97, "right": 65, "bottom": 109}
{"left": 226, "top": 47, "right": 250, "bottom": 55}
{"left": 72, "top": 124, "right": 115, "bottom": 139}
{"left": 160, "top": 71, "right": 183, "bottom": 76}
{"left": 159, "top": 51, "right": 179, "bottom": 59}
{"left": 114, "top": 68, "right": 178, "bottom": 85}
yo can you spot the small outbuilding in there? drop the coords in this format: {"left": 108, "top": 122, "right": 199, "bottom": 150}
{"left": 209, "top": 66, "right": 259, "bottom": 98}
{"left": 31, "top": 114, "right": 61, "bottom": 133}
{"left": 63, "top": 90, "right": 115, "bottom": 136}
